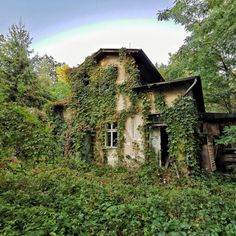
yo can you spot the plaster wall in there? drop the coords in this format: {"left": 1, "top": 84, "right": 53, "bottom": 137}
{"left": 100, "top": 55, "right": 126, "bottom": 84}
{"left": 124, "top": 114, "right": 145, "bottom": 165}
{"left": 100, "top": 55, "right": 145, "bottom": 165}
{"left": 100, "top": 55, "right": 132, "bottom": 112}
{"left": 148, "top": 89, "right": 186, "bottom": 114}
{"left": 164, "top": 89, "right": 186, "bottom": 106}
{"left": 106, "top": 148, "right": 119, "bottom": 166}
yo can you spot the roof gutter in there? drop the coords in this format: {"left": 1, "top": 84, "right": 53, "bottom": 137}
{"left": 183, "top": 78, "right": 198, "bottom": 97}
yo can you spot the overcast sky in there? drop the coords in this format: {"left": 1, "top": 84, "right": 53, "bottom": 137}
{"left": 0, "top": 0, "right": 187, "bottom": 66}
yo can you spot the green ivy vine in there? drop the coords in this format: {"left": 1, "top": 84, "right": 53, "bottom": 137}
{"left": 46, "top": 47, "right": 201, "bottom": 174}
{"left": 67, "top": 51, "right": 146, "bottom": 164}
{"left": 48, "top": 50, "right": 200, "bottom": 173}
{"left": 156, "top": 95, "right": 200, "bottom": 176}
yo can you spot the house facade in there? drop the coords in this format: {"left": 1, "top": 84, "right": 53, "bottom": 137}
{"left": 66, "top": 48, "right": 236, "bottom": 171}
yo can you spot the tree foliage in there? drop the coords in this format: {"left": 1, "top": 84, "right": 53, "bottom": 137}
{"left": 51, "top": 63, "right": 71, "bottom": 101}
{"left": 217, "top": 125, "right": 236, "bottom": 146}
{"left": 32, "top": 54, "right": 71, "bottom": 102}
{"left": 0, "top": 23, "right": 47, "bottom": 108}
{"left": 0, "top": 23, "right": 59, "bottom": 161}
{"left": 158, "top": 0, "right": 236, "bottom": 112}
{"left": 32, "top": 54, "right": 58, "bottom": 83}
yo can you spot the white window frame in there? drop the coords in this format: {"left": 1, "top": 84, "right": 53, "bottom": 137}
{"left": 106, "top": 122, "right": 118, "bottom": 148}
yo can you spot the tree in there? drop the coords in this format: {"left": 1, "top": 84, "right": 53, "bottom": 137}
{"left": 32, "top": 54, "right": 59, "bottom": 84}
{"left": 32, "top": 55, "right": 71, "bottom": 101}
{"left": 0, "top": 23, "right": 60, "bottom": 160}
{"left": 32, "top": 54, "right": 60, "bottom": 102}
{"left": 157, "top": 0, "right": 236, "bottom": 112}
{"left": 0, "top": 22, "right": 46, "bottom": 107}
{"left": 50, "top": 63, "right": 71, "bottom": 101}
{"left": 217, "top": 126, "right": 236, "bottom": 146}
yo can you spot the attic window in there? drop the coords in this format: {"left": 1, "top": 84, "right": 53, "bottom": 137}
{"left": 106, "top": 122, "right": 118, "bottom": 148}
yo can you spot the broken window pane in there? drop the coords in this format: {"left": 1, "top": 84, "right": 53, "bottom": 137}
{"left": 106, "top": 132, "right": 111, "bottom": 147}
{"left": 113, "top": 132, "right": 118, "bottom": 147}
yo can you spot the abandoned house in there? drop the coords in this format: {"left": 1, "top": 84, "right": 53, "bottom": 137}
{"left": 61, "top": 48, "right": 236, "bottom": 171}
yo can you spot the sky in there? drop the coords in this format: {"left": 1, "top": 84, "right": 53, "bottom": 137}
{"left": 0, "top": 0, "right": 187, "bottom": 66}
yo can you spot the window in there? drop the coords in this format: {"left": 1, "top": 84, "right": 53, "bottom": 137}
{"left": 106, "top": 122, "right": 118, "bottom": 148}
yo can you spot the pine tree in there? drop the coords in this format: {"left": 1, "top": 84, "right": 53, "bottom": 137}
{"left": 0, "top": 22, "right": 46, "bottom": 107}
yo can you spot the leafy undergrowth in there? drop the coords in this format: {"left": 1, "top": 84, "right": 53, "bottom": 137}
{"left": 0, "top": 159, "right": 236, "bottom": 235}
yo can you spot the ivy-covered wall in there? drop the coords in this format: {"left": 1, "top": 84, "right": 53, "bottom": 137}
{"left": 66, "top": 49, "right": 199, "bottom": 174}
{"left": 155, "top": 95, "right": 200, "bottom": 176}
{"left": 68, "top": 52, "right": 149, "bottom": 165}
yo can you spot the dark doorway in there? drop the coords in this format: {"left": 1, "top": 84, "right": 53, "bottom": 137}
{"left": 82, "top": 132, "right": 95, "bottom": 162}
{"left": 150, "top": 125, "right": 168, "bottom": 167}
{"left": 160, "top": 126, "right": 168, "bottom": 166}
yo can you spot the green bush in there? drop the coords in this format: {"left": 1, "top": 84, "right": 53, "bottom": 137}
{"left": 217, "top": 125, "right": 236, "bottom": 146}
{"left": 0, "top": 103, "right": 58, "bottom": 161}
{"left": 0, "top": 160, "right": 236, "bottom": 235}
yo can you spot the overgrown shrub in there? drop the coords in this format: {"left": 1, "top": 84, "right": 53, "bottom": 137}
{"left": 0, "top": 160, "right": 236, "bottom": 235}
{"left": 0, "top": 103, "right": 58, "bottom": 161}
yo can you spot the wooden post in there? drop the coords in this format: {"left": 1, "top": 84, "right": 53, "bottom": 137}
{"left": 207, "top": 136, "right": 216, "bottom": 171}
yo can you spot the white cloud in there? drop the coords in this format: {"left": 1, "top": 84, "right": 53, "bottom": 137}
{"left": 32, "top": 19, "right": 186, "bottom": 66}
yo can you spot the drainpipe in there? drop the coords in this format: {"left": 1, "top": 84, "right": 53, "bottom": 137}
{"left": 183, "top": 78, "right": 198, "bottom": 97}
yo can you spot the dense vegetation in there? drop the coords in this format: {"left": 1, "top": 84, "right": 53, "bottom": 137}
{"left": 0, "top": 0, "right": 236, "bottom": 234}
{"left": 157, "top": 0, "right": 236, "bottom": 147}
{"left": 157, "top": 0, "right": 236, "bottom": 113}
{"left": 1, "top": 160, "right": 236, "bottom": 235}
{"left": 0, "top": 23, "right": 70, "bottom": 160}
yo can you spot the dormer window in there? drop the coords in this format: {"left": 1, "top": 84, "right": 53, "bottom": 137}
{"left": 106, "top": 122, "right": 118, "bottom": 148}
